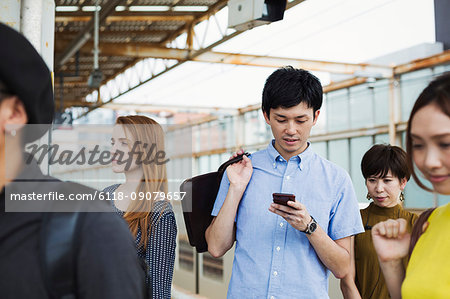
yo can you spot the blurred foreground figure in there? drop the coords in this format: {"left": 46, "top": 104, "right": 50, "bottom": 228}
{"left": 372, "top": 73, "right": 450, "bottom": 299}
{"left": 0, "top": 23, "right": 145, "bottom": 299}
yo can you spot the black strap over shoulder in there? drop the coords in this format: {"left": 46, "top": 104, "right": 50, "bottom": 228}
{"left": 408, "top": 207, "right": 436, "bottom": 259}
{"left": 218, "top": 152, "right": 250, "bottom": 173}
{"left": 180, "top": 152, "right": 250, "bottom": 252}
{"left": 40, "top": 212, "right": 83, "bottom": 299}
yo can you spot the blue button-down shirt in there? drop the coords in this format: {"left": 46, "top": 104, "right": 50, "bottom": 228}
{"left": 212, "top": 141, "right": 364, "bottom": 299}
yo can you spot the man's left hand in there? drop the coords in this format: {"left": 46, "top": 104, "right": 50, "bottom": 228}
{"left": 269, "top": 200, "right": 312, "bottom": 232}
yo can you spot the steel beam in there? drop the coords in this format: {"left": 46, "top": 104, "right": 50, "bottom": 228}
{"left": 393, "top": 49, "right": 450, "bottom": 75}
{"left": 75, "top": 0, "right": 309, "bottom": 119}
{"left": 71, "top": 42, "right": 393, "bottom": 77}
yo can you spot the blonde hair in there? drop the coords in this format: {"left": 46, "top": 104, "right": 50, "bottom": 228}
{"left": 116, "top": 115, "right": 168, "bottom": 247}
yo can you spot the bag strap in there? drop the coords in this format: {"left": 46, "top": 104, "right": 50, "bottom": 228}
{"left": 40, "top": 212, "right": 83, "bottom": 299}
{"left": 217, "top": 152, "right": 250, "bottom": 174}
{"left": 408, "top": 207, "right": 436, "bottom": 259}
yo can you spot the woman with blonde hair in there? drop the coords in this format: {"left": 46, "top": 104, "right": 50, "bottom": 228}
{"left": 104, "top": 115, "right": 177, "bottom": 299}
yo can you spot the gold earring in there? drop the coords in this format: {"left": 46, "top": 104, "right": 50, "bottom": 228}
{"left": 366, "top": 193, "right": 372, "bottom": 201}
{"left": 399, "top": 191, "right": 405, "bottom": 201}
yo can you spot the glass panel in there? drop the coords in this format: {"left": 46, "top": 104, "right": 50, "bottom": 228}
{"left": 202, "top": 252, "right": 223, "bottom": 281}
{"left": 244, "top": 110, "right": 262, "bottom": 145}
{"left": 326, "top": 89, "right": 349, "bottom": 132}
{"left": 434, "top": 64, "right": 450, "bottom": 76}
{"left": 437, "top": 194, "right": 450, "bottom": 206}
{"left": 210, "top": 154, "right": 221, "bottom": 172}
{"left": 207, "top": 120, "right": 219, "bottom": 152}
{"left": 403, "top": 178, "right": 436, "bottom": 209}
{"left": 258, "top": 110, "right": 272, "bottom": 142}
{"left": 350, "top": 136, "right": 373, "bottom": 203}
{"left": 224, "top": 116, "right": 236, "bottom": 148}
{"left": 311, "top": 141, "right": 327, "bottom": 159}
{"left": 374, "top": 134, "right": 389, "bottom": 144}
{"left": 178, "top": 239, "right": 194, "bottom": 272}
{"left": 373, "top": 79, "right": 390, "bottom": 126}
{"left": 199, "top": 123, "right": 211, "bottom": 152}
{"left": 198, "top": 155, "right": 209, "bottom": 174}
{"left": 400, "top": 69, "right": 433, "bottom": 121}
{"left": 328, "top": 139, "right": 349, "bottom": 172}
{"left": 349, "top": 84, "right": 373, "bottom": 129}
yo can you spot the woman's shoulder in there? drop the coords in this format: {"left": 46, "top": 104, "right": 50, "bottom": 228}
{"left": 151, "top": 201, "right": 175, "bottom": 219}
{"left": 429, "top": 202, "right": 450, "bottom": 222}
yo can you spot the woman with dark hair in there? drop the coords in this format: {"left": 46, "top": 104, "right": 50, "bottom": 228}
{"left": 372, "top": 72, "right": 450, "bottom": 299}
{"left": 103, "top": 115, "right": 177, "bottom": 299}
{"left": 340, "top": 144, "right": 418, "bottom": 299}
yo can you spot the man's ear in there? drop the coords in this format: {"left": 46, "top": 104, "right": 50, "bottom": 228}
{"left": 312, "top": 110, "right": 320, "bottom": 125}
{"left": 0, "top": 96, "right": 28, "bottom": 133}
{"left": 263, "top": 111, "right": 270, "bottom": 125}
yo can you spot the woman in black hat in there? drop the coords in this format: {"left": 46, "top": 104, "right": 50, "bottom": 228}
{"left": 0, "top": 23, "right": 145, "bottom": 299}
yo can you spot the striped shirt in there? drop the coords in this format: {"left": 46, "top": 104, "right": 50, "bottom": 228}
{"left": 103, "top": 184, "right": 177, "bottom": 299}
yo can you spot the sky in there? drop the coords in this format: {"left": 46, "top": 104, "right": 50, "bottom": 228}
{"left": 96, "top": 0, "right": 436, "bottom": 114}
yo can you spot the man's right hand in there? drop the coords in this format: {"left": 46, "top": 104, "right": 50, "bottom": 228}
{"left": 226, "top": 153, "right": 252, "bottom": 191}
{"left": 372, "top": 218, "right": 410, "bottom": 263}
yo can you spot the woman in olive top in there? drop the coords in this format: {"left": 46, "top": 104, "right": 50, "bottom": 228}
{"left": 372, "top": 73, "right": 450, "bottom": 299}
{"left": 340, "top": 144, "right": 418, "bottom": 299}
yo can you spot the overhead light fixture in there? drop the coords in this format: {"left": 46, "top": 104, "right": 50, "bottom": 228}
{"left": 172, "top": 6, "right": 209, "bottom": 12}
{"left": 82, "top": 6, "right": 101, "bottom": 12}
{"left": 55, "top": 6, "right": 79, "bottom": 12}
{"left": 115, "top": 6, "right": 127, "bottom": 11}
{"left": 129, "top": 6, "right": 170, "bottom": 12}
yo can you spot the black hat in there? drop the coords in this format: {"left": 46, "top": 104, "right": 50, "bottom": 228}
{"left": 0, "top": 23, "right": 54, "bottom": 132}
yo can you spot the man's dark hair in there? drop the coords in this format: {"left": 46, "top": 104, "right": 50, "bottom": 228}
{"left": 262, "top": 66, "right": 323, "bottom": 119}
{"left": 361, "top": 144, "right": 411, "bottom": 181}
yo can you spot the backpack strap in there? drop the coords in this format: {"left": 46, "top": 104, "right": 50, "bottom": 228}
{"left": 40, "top": 212, "right": 83, "bottom": 299}
{"left": 408, "top": 207, "right": 436, "bottom": 259}
{"left": 217, "top": 152, "right": 250, "bottom": 174}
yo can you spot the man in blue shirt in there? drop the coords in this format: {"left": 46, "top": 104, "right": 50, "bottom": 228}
{"left": 205, "top": 67, "right": 364, "bottom": 299}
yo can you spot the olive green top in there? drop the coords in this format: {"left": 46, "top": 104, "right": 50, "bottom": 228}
{"left": 355, "top": 202, "right": 418, "bottom": 299}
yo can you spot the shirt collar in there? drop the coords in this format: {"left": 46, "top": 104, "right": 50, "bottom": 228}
{"left": 267, "top": 140, "right": 313, "bottom": 170}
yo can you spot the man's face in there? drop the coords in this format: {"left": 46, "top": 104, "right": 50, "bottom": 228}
{"left": 264, "top": 102, "right": 319, "bottom": 160}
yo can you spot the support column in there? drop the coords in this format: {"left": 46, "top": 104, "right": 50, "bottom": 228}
{"left": 0, "top": 0, "right": 55, "bottom": 71}
{"left": 388, "top": 77, "right": 401, "bottom": 146}
{"left": 0, "top": 0, "right": 21, "bottom": 31}
{"left": 20, "top": 0, "right": 55, "bottom": 72}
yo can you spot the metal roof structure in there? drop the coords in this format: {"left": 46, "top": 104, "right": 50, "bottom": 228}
{"left": 54, "top": 0, "right": 395, "bottom": 117}
{"left": 54, "top": 0, "right": 227, "bottom": 110}
{"left": 53, "top": 0, "right": 449, "bottom": 122}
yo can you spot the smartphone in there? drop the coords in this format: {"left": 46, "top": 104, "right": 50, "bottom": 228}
{"left": 272, "top": 193, "right": 295, "bottom": 206}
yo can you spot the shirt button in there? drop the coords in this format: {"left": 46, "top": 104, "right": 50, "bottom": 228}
{"left": 273, "top": 271, "right": 278, "bottom": 276}
{"left": 286, "top": 175, "right": 290, "bottom": 180}
{"left": 276, "top": 246, "right": 281, "bottom": 251}
{"left": 279, "top": 222, "right": 283, "bottom": 227}
{"left": 270, "top": 296, "right": 275, "bottom": 299}
{"left": 273, "top": 163, "right": 276, "bottom": 167}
